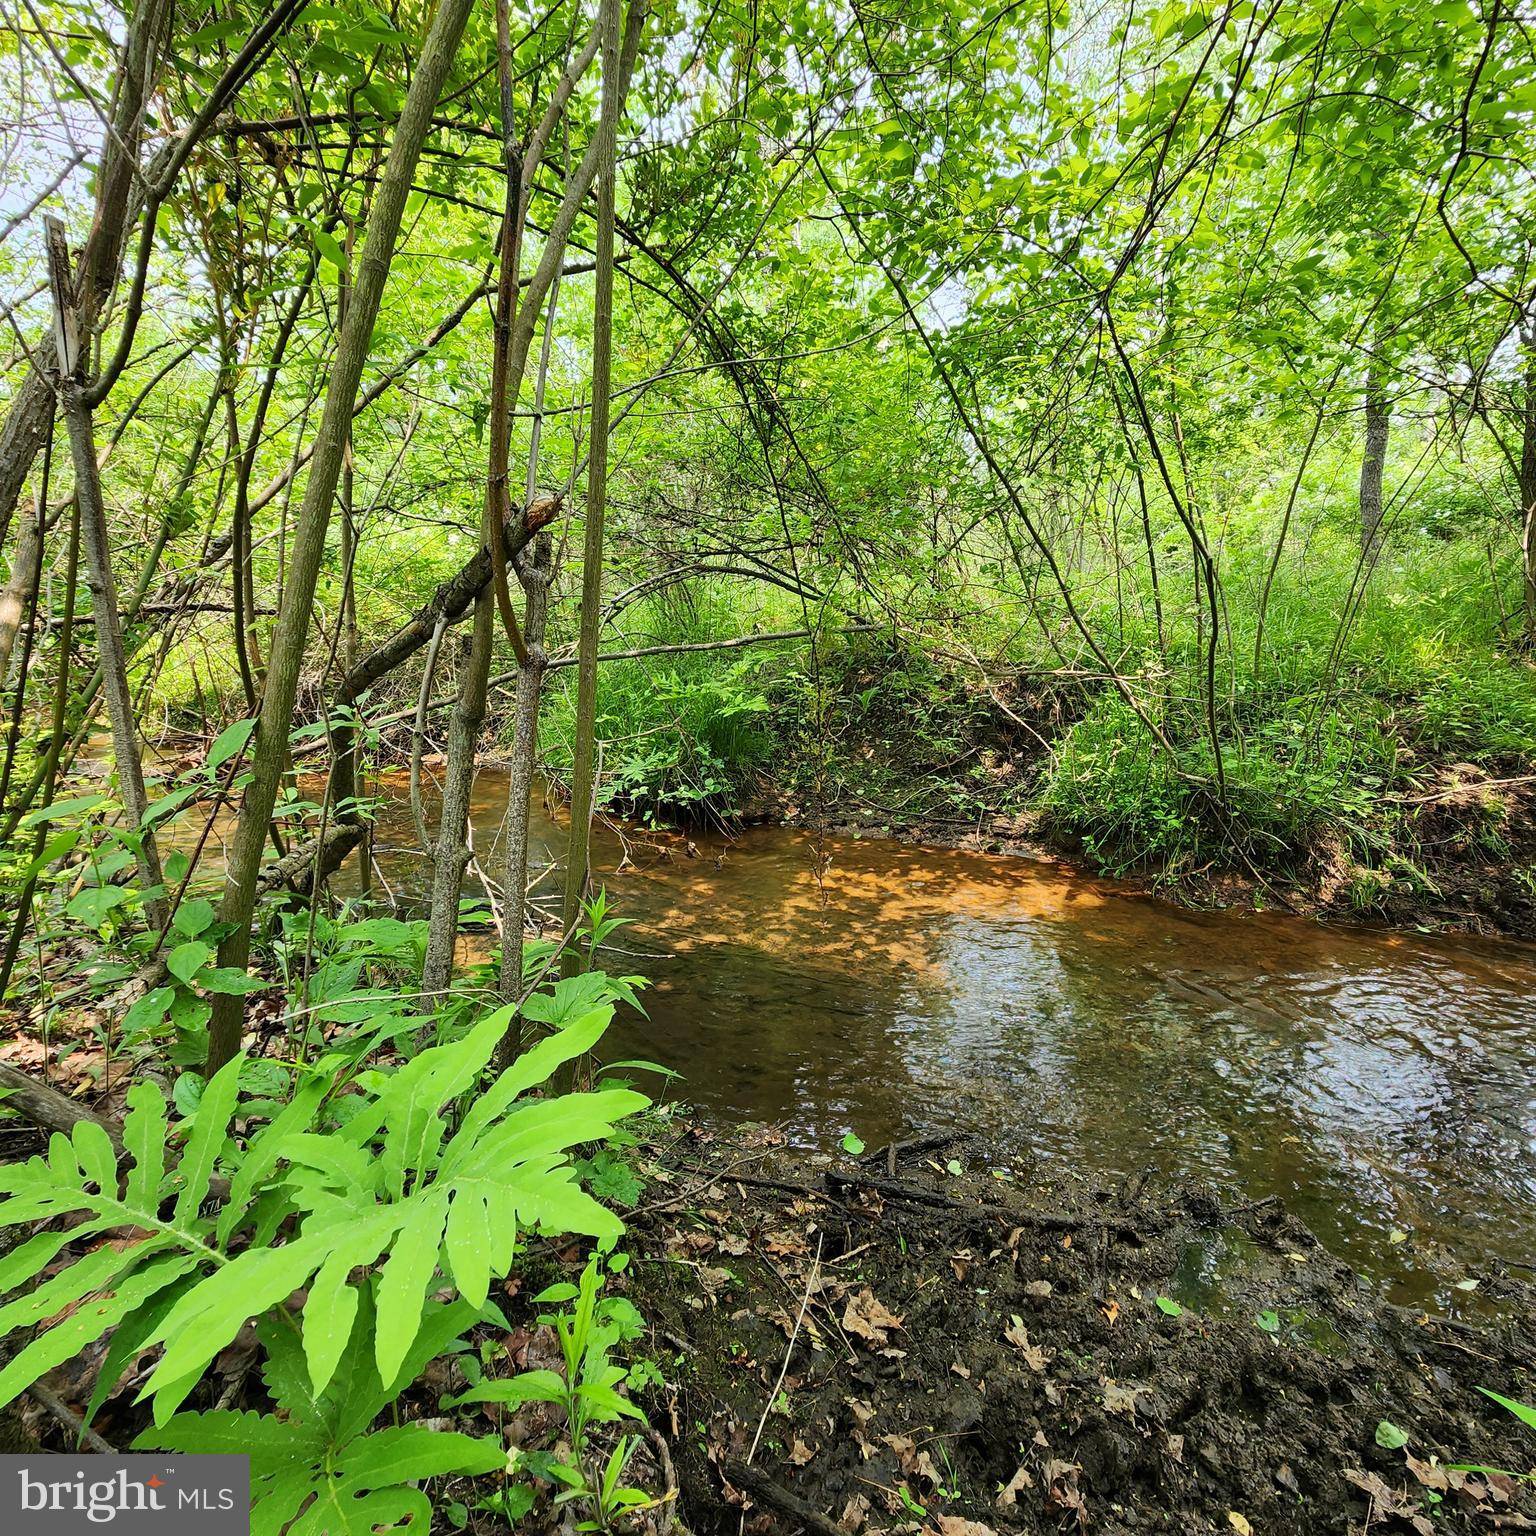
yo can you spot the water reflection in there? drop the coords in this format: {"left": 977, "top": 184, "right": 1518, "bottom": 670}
{"left": 266, "top": 766, "right": 1536, "bottom": 1305}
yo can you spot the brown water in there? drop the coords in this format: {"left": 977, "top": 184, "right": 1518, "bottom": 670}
{"left": 314, "top": 767, "right": 1536, "bottom": 1311}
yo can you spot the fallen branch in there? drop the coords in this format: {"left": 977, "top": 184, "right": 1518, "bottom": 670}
{"left": 252, "top": 822, "right": 366, "bottom": 897}
{"left": 360, "top": 622, "right": 879, "bottom": 737}
{"left": 26, "top": 1381, "right": 116, "bottom": 1454}
{"left": 0, "top": 1062, "right": 123, "bottom": 1154}
{"left": 722, "top": 1461, "right": 845, "bottom": 1536}
{"left": 860, "top": 1130, "right": 962, "bottom": 1179}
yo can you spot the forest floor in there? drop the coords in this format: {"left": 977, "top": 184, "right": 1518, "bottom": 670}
{"left": 7, "top": 1068, "right": 1536, "bottom": 1536}
{"left": 610, "top": 1122, "right": 1536, "bottom": 1536}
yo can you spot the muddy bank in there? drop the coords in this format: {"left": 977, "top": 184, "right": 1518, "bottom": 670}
{"left": 745, "top": 755, "right": 1536, "bottom": 946}
{"left": 619, "top": 1124, "right": 1536, "bottom": 1536}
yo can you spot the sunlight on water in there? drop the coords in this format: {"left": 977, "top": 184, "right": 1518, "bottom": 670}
{"left": 185, "top": 763, "right": 1536, "bottom": 1308}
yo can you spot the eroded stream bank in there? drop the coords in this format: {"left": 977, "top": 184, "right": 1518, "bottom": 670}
{"left": 319, "top": 766, "right": 1536, "bottom": 1313}
{"left": 611, "top": 1125, "right": 1536, "bottom": 1536}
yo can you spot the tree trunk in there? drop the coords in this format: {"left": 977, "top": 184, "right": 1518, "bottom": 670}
{"left": 560, "top": 0, "right": 624, "bottom": 970}
{"left": 45, "top": 218, "right": 166, "bottom": 930}
{"left": 496, "top": 532, "right": 553, "bottom": 1064}
{"left": 0, "top": 0, "right": 172, "bottom": 549}
{"left": 0, "top": 503, "right": 43, "bottom": 690}
{"left": 1521, "top": 331, "right": 1536, "bottom": 644}
{"left": 421, "top": 601, "right": 495, "bottom": 997}
{"left": 421, "top": 0, "right": 531, "bottom": 996}
{"left": 1359, "top": 364, "right": 1389, "bottom": 559}
{"left": 205, "top": 0, "right": 477, "bottom": 1072}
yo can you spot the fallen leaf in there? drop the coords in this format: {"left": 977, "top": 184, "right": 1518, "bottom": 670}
{"left": 789, "top": 1439, "right": 815, "bottom": 1467}
{"left": 838, "top": 1494, "right": 871, "bottom": 1533}
{"left": 843, "top": 1288, "right": 904, "bottom": 1347}
{"left": 1227, "top": 1514, "right": 1252, "bottom": 1536}
{"left": 1003, "top": 1315, "right": 1051, "bottom": 1372}
{"left": 996, "top": 1464, "right": 1035, "bottom": 1507}
{"left": 936, "top": 1517, "right": 996, "bottom": 1536}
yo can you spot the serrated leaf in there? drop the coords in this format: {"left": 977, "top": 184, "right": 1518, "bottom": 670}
{"left": 144, "top": 1236, "right": 330, "bottom": 1421}
{"left": 136, "top": 1406, "right": 326, "bottom": 1472}
{"left": 85, "top": 1268, "right": 199, "bottom": 1431}
{"left": 0, "top": 1252, "right": 198, "bottom": 1410}
{"left": 303, "top": 1211, "right": 400, "bottom": 1395}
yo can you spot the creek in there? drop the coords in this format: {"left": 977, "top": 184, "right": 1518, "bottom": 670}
{"left": 335, "top": 766, "right": 1536, "bottom": 1312}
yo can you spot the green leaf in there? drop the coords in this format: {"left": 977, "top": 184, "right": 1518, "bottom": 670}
{"left": 122, "top": 1080, "right": 169, "bottom": 1220}
{"left": 374, "top": 1190, "right": 449, "bottom": 1384}
{"left": 173, "top": 899, "right": 217, "bottom": 938}
{"left": 1478, "top": 1388, "right": 1536, "bottom": 1433}
{"left": 206, "top": 718, "right": 256, "bottom": 772}
{"left": 123, "top": 987, "right": 175, "bottom": 1038}
{"left": 443, "top": 1188, "right": 494, "bottom": 1309}
{"left": 302, "top": 1212, "right": 400, "bottom": 1395}
{"left": 444, "top": 1368, "right": 566, "bottom": 1409}
{"left": 142, "top": 785, "right": 198, "bottom": 827}
{"left": 1155, "top": 1296, "right": 1183, "bottom": 1317}
{"left": 0, "top": 1252, "right": 198, "bottom": 1410}
{"left": 85, "top": 1269, "right": 199, "bottom": 1431}
{"left": 167, "top": 941, "right": 213, "bottom": 985}
{"left": 313, "top": 227, "right": 348, "bottom": 273}
{"left": 1375, "top": 1419, "right": 1409, "bottom": 1450}
{"left": 67, "top": 886, "right": 130, "bottom": 927}
{"left": 22, "top": 793, "right": 106, "bottom": 827}
{"left": 143, "top": 1236, "right": 330, "bottom": 1420}
{"left": 172, "top": 1053, "right": 241, "bottom": 1223}
{"left": 136, "top": 1406, "right": 326, "bottom": 1474}
{"left": 197, "top": 967, "right": 269, "bottom": 995}
{"left": 841, "top": 1133, "right": 865, "bottom": 1155}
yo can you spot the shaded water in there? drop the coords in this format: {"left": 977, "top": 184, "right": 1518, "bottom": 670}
{"left": 331, "top": 767, "right": 1536, "bottom": 1310}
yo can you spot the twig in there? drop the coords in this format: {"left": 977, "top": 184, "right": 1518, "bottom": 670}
{"left": 26, "top": 1382, "right": 116, "bottom": 1453}
{"left": 747, "top": 1232, "right": 822, "bottom": 1466}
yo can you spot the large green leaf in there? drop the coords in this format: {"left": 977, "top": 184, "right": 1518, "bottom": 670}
{"left": 172, "top": 1054, "right": 242, "bottom": 1223}
{"left": 374, "top": 1190, "right": 449, "bottom": 1383}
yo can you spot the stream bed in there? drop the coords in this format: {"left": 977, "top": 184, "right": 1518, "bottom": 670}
{"left": 338, "top": 767, "right": 1536, "bottom": 1312}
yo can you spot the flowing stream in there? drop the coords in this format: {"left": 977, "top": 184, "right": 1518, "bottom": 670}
{"left": 253, "top": 766, "right": 1536, "bottom": 1308}
{"left": 158, "top": 761, "right": 1536, "bottom": 1314}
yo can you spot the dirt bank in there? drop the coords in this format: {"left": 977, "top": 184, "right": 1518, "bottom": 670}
{"left": 749, "top": 756, "right": 1536, "bottom": 947}
{"left": 619, "top": 1124, "right": 1536, "bottom": 1536}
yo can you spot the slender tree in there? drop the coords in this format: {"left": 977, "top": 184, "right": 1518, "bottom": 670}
{"left": 1359, "top": 364, "right": 1390, "bottom": 559}
{"left": 205, "top": 0, "right": 479, "bottom": 1071}
{"left": 560, "top": 0, "right": 624, "bottom": 968}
